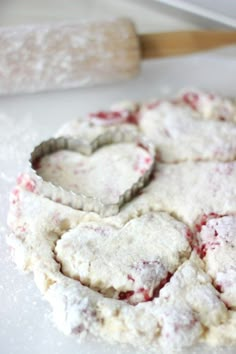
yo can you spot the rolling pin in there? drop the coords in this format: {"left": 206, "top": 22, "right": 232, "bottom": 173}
{"left": 1, "top": 17, "right": 236, "bottom": 95}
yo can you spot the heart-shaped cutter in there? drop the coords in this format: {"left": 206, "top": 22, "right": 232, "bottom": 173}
{"left": 29, "top": 127, "right": 156, "bottom": 217}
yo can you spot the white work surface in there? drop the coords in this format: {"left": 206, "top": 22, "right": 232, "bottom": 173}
{"left": 0, "top": 2, "right": 236, "bottom": 354}
{"left": 0, "top": 0, "right": 232, "bottom": 31}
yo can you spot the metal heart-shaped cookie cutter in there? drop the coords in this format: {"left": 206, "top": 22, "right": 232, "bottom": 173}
{"left": 29, "top": 128, "right": 156, "bottom": 217}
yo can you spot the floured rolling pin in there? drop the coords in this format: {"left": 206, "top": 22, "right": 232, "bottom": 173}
{"left": 1, "top": 17, "right": 236, "bottom": 95}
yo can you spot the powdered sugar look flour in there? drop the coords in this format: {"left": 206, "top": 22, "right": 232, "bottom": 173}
{"left": 5, "top": 89, "right": 236, "bottom": 353}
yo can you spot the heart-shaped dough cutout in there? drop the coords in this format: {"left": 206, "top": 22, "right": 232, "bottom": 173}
{"left": 30, "top": 129, "right": 155, "bottom": 216}
{"left": 195, "top": 214, "right": 236, "bottom": 309}
{"left": 55, "top": 212, "right": 191, "bottom": 305}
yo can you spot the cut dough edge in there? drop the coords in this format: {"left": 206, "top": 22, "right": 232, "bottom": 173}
{"left": 7, "top": 186, "right": 234, "bottom": 349}
{"left": 7, "top": 89, "right": 236, "bottom": 348}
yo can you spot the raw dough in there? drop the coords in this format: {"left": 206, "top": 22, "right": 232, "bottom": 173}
{"left": 139, "top": 101, "right": 236, "bottom": 162}
{"left": 55, "top": 212, "right": 190, "bottom": 304}
{"left": 36, "top": 142, "right": 153, "bottom": 204}
{"left": 7, "top": 90, "right": 236, "bottom": 352}
{"left": 195, "top": 214, "right": 236, "bottom": 309}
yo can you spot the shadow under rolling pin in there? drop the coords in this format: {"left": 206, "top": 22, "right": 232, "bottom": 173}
{"left": 0, "top": 18, "right": 236, "bottom": 95}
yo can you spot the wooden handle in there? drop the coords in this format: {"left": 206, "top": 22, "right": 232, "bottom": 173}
{"left": 139, "top": 31, "right": 236, "bottom": 59}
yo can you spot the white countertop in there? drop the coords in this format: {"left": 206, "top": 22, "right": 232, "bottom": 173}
{"left": 0, "top": 2, "right": 236, "bottom": 354}
{"left": 0, "top": 0, "right": 229, "bottom": 32}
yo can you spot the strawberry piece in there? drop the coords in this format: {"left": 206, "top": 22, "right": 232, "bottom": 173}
{"left": 182, "top": 92, "right": 199, "bottom": 110}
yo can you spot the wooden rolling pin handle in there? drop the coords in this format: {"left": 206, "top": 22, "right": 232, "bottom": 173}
{"left": 139, "top": 31, "right": 236, "bottom": 59}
